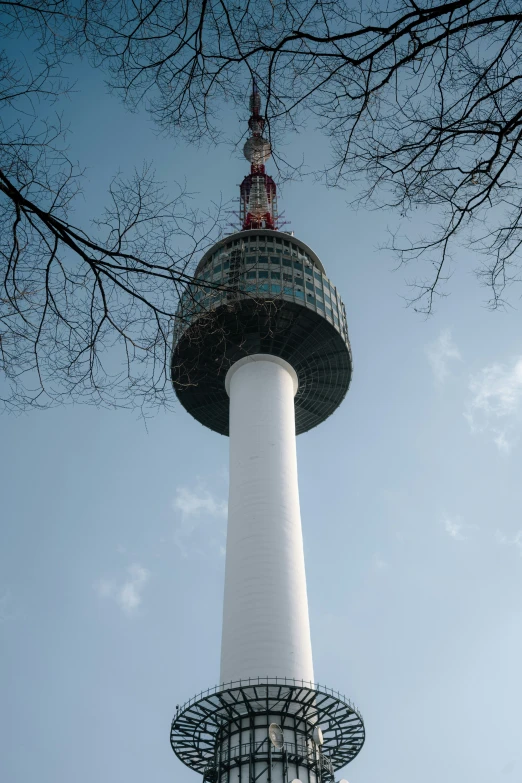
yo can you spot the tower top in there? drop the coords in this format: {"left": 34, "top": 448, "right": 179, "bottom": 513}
{"left": 240, "top": 81, "right": 278, "bottom": 230}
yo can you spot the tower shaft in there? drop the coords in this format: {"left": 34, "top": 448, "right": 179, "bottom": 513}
{"left": 221, "top": 355, "right": 314, "bottom": 684}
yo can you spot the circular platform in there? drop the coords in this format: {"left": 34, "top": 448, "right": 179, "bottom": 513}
{"left": 170, "top": 677, "right": 365, "bottom": 775}
{"left": 171, "top": 299, "right": 352, "bottom": 436}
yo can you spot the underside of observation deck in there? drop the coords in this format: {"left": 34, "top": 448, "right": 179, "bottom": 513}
{"left": 171, "top": 299, "right": 352, "bottom": 436}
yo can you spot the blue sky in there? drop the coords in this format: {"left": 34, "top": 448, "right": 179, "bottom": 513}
{"left": 1, "top": 53, "right": 522, "bottom": 783}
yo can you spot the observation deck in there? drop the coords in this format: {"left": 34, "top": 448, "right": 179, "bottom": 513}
{"left": 171, "top": 229, "right": 352, "bottom": 435}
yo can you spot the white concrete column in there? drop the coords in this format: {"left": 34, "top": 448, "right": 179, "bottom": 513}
{"left": 220, "top": 354, "right": 314, "bottom": 684}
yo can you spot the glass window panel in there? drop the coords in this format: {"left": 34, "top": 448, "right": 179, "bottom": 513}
{"left": 259, "top": 283, "right": 269, "bottom": 293}
{"left": 283, "top": 273, "right": 293, "bottom": 282}
{"left": 270, "top": 256, "right": 279, "bottom": 263}
{"left": 214, "top": 264, "right": 222, "bottom": 273}
{"left": 306, "top": 281, "right": 314, "bottom": 291}
{"left": 246, "top": 271, "right": 257, "bottom": 279}
{"left": 314, "top": 271, "right": 322, "bottom": 282}
{"left": 282, "top": 258, "right": 292, "bottom": 267}
{"left": 223, "top": 261, "right": 230, "bottom": 270}
{"left": 326, "top": 307, "right": 333, "bottom": 319}
{"left": 294, "top": 261, "right": 303, "bottom": 271}
{"left": 270, "top": 283, "right": 281, "bottom": 294}
{"left": 317, "top": 300, "right": 325, "bottom": 310}
{"left": 271, "top": 270, "right": 281, "bottom": 279}
{"left": 258, "top": 256, "right": 268, "bottom": 264}
{"left": 258, "top": 270, "right": 268, "bottom": 278}
{"left": 246, "top": 256, "right": 257, "bottom": 264}
{"left": 295, "top": 289, "right": 305, "bottom": 299}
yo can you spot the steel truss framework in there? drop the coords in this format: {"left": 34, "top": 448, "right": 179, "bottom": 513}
{"left": 170, "top": 678, "right": 365, "bottom": 781}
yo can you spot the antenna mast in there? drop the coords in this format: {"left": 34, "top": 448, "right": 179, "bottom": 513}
{"left": 240, "top": 80, "right": 278, "bottom": 230}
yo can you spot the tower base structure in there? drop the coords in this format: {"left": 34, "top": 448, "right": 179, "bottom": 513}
{"left": 170, "top": 678, "right": 365, "bottom": 783}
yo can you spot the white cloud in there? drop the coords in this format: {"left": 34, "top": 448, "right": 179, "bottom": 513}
{"left": 172, "top": 485, "right": 227, "bottom": 558}
{"left": 94, "top": 563, "right": 149, "bottom": 615}
{"left": 174, "top": 486, "right": 227, "bottom": 518}
{"left": 441, "top": 513, "right": 466, "bottom": 541}
{"left": 426, "top": 329, "right": 461, "bottom": 383}
{"left": 372, "top": 553, "right": 389, "bottom": 571}
{"left": 466, "top": 357, "right": 522, "bottom": 452}
{"left": 496, "top": 529, "right": 522, "bottom": 556}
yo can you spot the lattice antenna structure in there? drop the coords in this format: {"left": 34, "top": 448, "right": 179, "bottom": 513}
{"left": 240, "top": 80, "right": 278, "bottom": 231}
{"left": 170, "top": 83, "right": 364, "bottom": 783}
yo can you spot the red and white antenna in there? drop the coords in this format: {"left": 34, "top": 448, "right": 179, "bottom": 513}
{"left": 240, "top": 80, "right": 278, "bottom": 231}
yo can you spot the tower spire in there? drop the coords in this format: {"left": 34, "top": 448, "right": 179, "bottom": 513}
{"left": 240, "top": 80, "right": 278, "bottom": 230}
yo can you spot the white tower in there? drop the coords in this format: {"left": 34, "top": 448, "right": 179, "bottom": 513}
{"left": 221, "top": 355, "right": 314, "bottom": 686}
{"left": 170, "top": 84, "right": 365, "bottom": 783}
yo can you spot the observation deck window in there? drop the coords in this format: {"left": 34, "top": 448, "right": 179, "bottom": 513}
{"left": 246, "top": 256, "right": 256, "bottom": 265}
{"left": 247, "top": 271, "right": 256, "bottom": 279}
{"left": 214, "top": 264, "right": 222, "bottom": 273}
{"left": 282, "top": 258, "right": 292, "bottom": 267}
{"left": 259, "top": 256, "right": 268, "bottom": 264}
{"left": 258, "top": 270, "right": 269, "bottom": 278}
{"left": 283, "top": 274, "right": 292, "bottom": 282}
{"left": 276, "top": 238, "right": 282, "bottom": 244}
{"left": 223, "top": 261, "right": 230, "bottom": 270}
{"left": 271, "top": 270, "right": 281, "bottom": 279}
{"left": 270, "top": 256, "right": 279, "bottom": 264}
{"left": 294, "top": 261, "right": 303, "bottom": 271}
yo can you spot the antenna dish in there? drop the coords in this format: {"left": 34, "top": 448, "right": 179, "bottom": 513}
{"left": 338, "top": 779, "right": 349, "bottom": 783}
{"left": 313, "top": 725, "right": 324, "bottom": 746}
{"left": 268, "top": 723, "right": 284, "bottom": 749}
{"left": 243, "top": 137, "right": 272, "bottom": 165}
{"left": 290, "top": 780, "right": 303, "bottom": 783}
